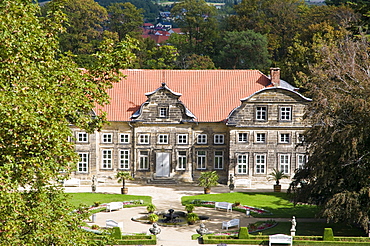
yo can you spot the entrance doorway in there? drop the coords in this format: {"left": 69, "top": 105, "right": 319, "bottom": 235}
{"left": 156, "top": 152, "right": 170, "bottom": 177}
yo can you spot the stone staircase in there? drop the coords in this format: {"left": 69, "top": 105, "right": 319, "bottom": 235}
{"left": 147, "top": 178, "right": 178, "bottom": 185}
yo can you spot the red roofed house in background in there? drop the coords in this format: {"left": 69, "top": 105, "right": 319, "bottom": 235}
{"left": 71, "top": 69, "right": 311, "bottom": 188}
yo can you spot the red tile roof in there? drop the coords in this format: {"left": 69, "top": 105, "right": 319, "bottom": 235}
{"left": 97, "top": 70, "right": 271, "bottom": 122}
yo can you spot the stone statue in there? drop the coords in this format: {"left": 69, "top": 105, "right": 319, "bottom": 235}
{"left": 291, "top": 216, "right": 296, "bottom": 230}
{"left": 91, "top": 175, "right": 97, "bottom": 192}
{"left": 149, "top": 223, "right": 161, "bottom": 235}
{"left": 196, "top": 223, "right": 208, "bottom": 237}
{"left": 228, "top": 174, "right": 235, "bottom": 191}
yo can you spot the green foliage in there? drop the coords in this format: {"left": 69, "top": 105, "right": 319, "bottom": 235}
{"left": 185, "top": 203, "right": 195, "bottom": 213}
{"left": 111, "top": 227, "right": 122, "bottom": 239}
{"left": 146, "top": 203, "right": 156, "bottom": 213}
{"left": 268, "top": 168, "right": 289, "bottom": 185}
{"left": 323, "top": 228, "right": 335, "bottom": 241}
{"left": 67, "top": 193, "right": 151, "bottom": 208}
{"left": 186, "top": 213, "right": 199, "bottom": 223}
{"left": 238, "top": 227, "right": 250, "bottom": 239}
{"left": 116, "top": 171, "right": 134, "bottom": 189}
{"left": 147, "top": 213, "right": 159, "bottom": 223}
{"left": 198, "top": 171, "right": 219, "bottom": 189}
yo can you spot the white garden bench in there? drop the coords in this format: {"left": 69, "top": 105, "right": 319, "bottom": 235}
{"left": 215, "top": 202, "right": 233, "bottom": 212}
{"left": 105, "top": 219, "right": 123, "bottom": 230}
{"left": 63, "top": 178, "right": 80, "bottom": 187}
{"left": 221, "top": 218, "right": 240, "bottom": 230}
{"left": 269, "top": 234, "right": 292, "bottom": 246}
{"left": 106, "top": 202, "right": 123, "bottom": 212}
{"left": 234, "top": 179, "right": 251, "bottom": 188}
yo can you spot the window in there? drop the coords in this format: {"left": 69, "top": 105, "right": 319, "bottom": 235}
{"left": 139, "top": 151, "right": 149, "bottom": 170}
{"left": 279, "top": 133, "right": 290, "bottom": 143}
{"left": 119, "top": 134, "right": 130, "bottom": 143}
{"left": 280, "top": 107, "right": 292, "bottom": 121}
{"left": 77, "top": 153, "right": 89, "bottom": 173}
{"left": 77, "top": 132, "right": 88, "bottom": 143}
{"left": 102, "top": 133, "right": 112, "bottom": 143}
{"left": 177, "top": 134, "right": 188, "bottom": 144}
{"left": 158, "top": 134, "right": 169, "bottom": 144}
{"left": 197, "top": 151, "right": 206, "bottom": 169}
{"left": 102, "top": 149, "right": 112, "bottom": 169}
{"left": 256, "top": 133, "right": 266, "bottom": 143}
{"left": 297, "top": 133, "right": 305, "bottom": 143}
{"left": 214, "top": 151, "right": 224, "bottom": 169}
{"left": 159, "top": 107, "right": 168, "bottom": 118}
{"left": 238, "top": 133, "right": 248, "bottom": 143}
{"left": 214, "top": 134, "right": 224, "bottom": 144}
{"left": 255, "top": 154, "right": 266, "bottom": 174}
{"left": 139, "top": 134, "right": 150, "bottom": 144}
{"left": 297, "top": 154, "right": 306, "bottom": 169}
{"left": 119, "top": 150, "right": 130, "bottom": 169}
{"left": 279, "top": 154, "right": 290, "bottom": 174}
{"left": 237, "top": 154, "right": 248, "bottom": 174}
{"left": 197, "top": 134, "right": 207, "bottom": 144}
{"left": 256, "top": 106, "right": 267, "bottom": 121}
{"left": 177, "top": 151, "right": 187, "bottom": 170}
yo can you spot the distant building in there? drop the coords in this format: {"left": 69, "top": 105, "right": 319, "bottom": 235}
{"left": 71, "top": 69, "right": 310, "bottom": 186}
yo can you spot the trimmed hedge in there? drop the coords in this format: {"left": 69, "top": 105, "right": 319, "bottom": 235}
{"left": 323, "top": 228, "right": 334, "bottom": 241}
{"left": 115, "top": 235, "right": 156, "bottom": 245}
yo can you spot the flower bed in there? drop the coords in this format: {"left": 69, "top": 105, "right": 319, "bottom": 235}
{"left": 190, "top": 199, "right": 270, "bottom": 214}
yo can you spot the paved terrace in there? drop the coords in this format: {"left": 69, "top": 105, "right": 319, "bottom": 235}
{"left": 64, "top": 183, "right": 321, "bottom": 246}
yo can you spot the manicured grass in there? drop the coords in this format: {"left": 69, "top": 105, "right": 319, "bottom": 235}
{"left": 66, "top": 193, "right": 152, "bottom": 208}
{"left": 181, "top": 192, "right": 319, "bottom": 218}
{"left": 256, "top": 222, "right": 366, "bottom": 237}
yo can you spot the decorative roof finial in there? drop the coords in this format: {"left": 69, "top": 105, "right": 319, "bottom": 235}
{"left": 162, "top": 82, "right": 166, "bottom": 87}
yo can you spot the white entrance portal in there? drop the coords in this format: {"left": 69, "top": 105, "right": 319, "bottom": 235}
{"left": 156, "top": 152, "right": 170, "bottom": 177}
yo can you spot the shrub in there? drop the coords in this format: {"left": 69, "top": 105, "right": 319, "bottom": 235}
{"left": 111, "top": 227, "right": 122, "bottom": 239}
{"left": 238, "top": 227, "right": 250, "bottom": 239}
{"left": 91, "top": 224, "right": 100, "bottom": 230}
{"left": 146, "top": 203, "right": 156, "bottom": 213}
{"left": 185, "top": 204, "right": 195, "bottom": 213}
{"left": 187, "top": 213, "right": 199, "bottom": 224}
{"left": 93, "top": 201, "right": 100, "bottom": 207}
{"left": 148, "top": 213, "right": 159, "bottom": 223}
{"left": 323, "top": 228, "right": 334, "bottom": 241}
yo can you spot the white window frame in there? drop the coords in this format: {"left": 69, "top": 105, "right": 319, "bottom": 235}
{"left": 77, "top": 153, "right": 89, "bottom": 173}
{"left": 177, "top": 151, "right": 187, "bottom": 170}
{"left": 255, "top": 154, "right": 266, "bottom": 174}
{"left": 138, "top": 134, "right": 150, "bottom": 144}
{"left": 214, "top": 134, "right": 224, "bottom": 144}
{"left": 159, "top": 107, "right": 168, "bottom": 118}
{"left": 236, "top": 154, "right": 248, "bottom": 174}
{"left": 297, "top": 154, "right": 306, "bottom": 169}
{"left": 279, "top": 133, "right": 290, "bottom": 144}
{"left": 119, "top": 133, "right": 130, "bottom": 144}
{"left": 197, "top": 134, "right": 207, "bottom": 144}
{"left": 255, "top": 133, "right": 266, "bottom": 143}
{"left": 238, "top": 133, "right": 248, "bottom": 143}
{"left": 256, "top": 106, "right": 267, "bottom": 121}
{"left": 280, "top": 106, "right": 292, "bottom": 121}
{"left": 77, "top": 132, "right": 88, "bottom": 143}
{"left": 139, "top": 151, "right": 149, "bottom": 170}
{"left": 102, "top": 149, "right": 112, "bottom": 169}
{"left": 279, "top": 154, "right": 290, "bottom": 174}
{"left": 197, "top": 150, "right": 206, "bottom": 169}
{"left": 158, "top": 134, "right": 169, "bottom": 144}
{"left": 102, "top": 133, "right": 113, "bottom": 143}
{"left": 177, "top": 134, "right": 188, "bottom": 144}
{"left": 119, "top": 149, "right": 130, "bottom": 169}
{"left": 214, "top": 151, "right": 224, "bottom": 169}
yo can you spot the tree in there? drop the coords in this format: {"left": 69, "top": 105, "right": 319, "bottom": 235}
{"left": 289, "top": 34, "right": 370, "bottom": 232}
{"left": 107, "top": 2, "right": 144, "bottom": 40}
{"left": 0, "top": 0, "right": 136, "bottom": 244}
{"left": 215, "top": 30, "right": 271, "bottom": 69}
{"left": 43, "top": 0, "right": 108, "bottom": 66}
{"left": 171, "top": 0, "right": 219, "bottom": 56}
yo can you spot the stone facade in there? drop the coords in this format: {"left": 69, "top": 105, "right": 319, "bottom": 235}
{"left": 71, "top": 70, "right": 311, "bottom": 187}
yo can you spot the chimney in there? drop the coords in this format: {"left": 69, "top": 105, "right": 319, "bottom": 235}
{"left": 270, "top": 68, "right": 280, "bottom": 87}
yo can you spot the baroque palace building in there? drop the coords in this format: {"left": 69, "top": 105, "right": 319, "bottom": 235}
{"left": 70, "top": 68, "right": 311, "bottom": 186}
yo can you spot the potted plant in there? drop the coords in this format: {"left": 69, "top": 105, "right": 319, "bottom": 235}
{"left": 186, "top": 213, "right": 199, "bottom": 225}
{"left": 148, "top": 213, "right": 159, "bottom": 224}
{"left": 185, "top": 204, "right": 195, "bottom": 213}
{"left": 198, "top": 171, "right": 219, "bottom": 194}
{"left": 116, "top": 171, "right": 134, "bottom": 194}
{"left": 147, "top": 203, "right": 156, "bottom": 213}
{"left": 268, "top": 168, "right": 289, "bottom": 192}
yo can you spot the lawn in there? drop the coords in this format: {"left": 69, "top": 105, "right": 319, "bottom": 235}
{"left": 181, "top": 192, "right": 319, "bottom": 218}
{"left": 66, "top": 193, "right": 152, "bottom": 208}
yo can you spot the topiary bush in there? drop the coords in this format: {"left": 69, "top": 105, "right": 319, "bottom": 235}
{"left": 323, "top": 228, "right": 334, "bottom": 241}
{"left": 238, "top": 227, "right": 250, "bottom": 239}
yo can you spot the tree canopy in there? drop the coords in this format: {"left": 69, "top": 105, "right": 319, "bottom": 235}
{"left": 0, "top": 0, "right": 135, "bottom": 244}
{"left": 289, "top": 33, "right": 370, "bottom": 232}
